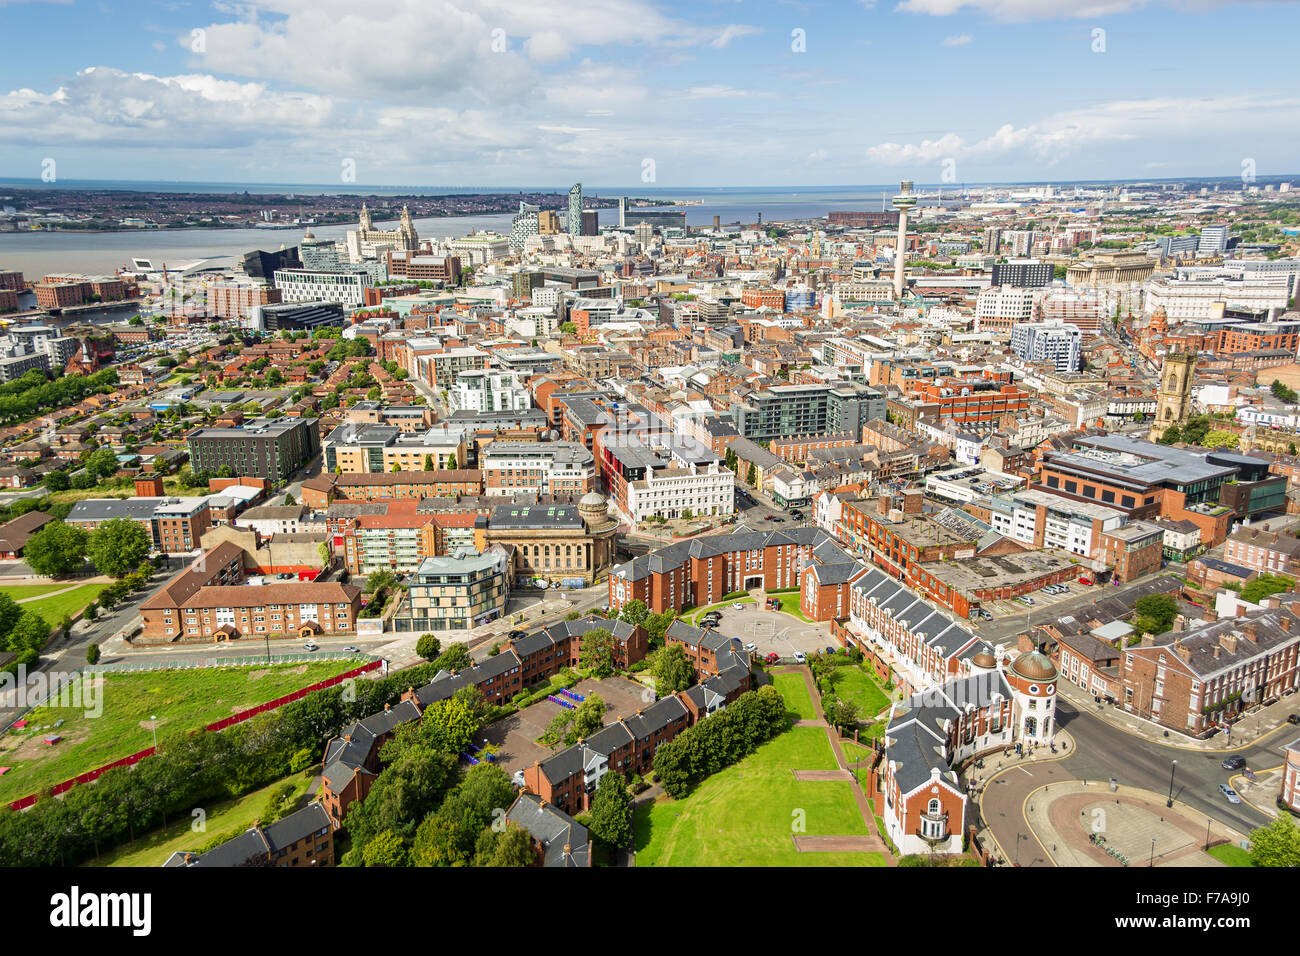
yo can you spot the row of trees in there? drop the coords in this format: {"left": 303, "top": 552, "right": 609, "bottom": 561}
{"left": 0, "top": 368, "right": 119, "bottom": 426}
{"left": 652, "top": 686, "right": 787, "bottom": 798}
{"left": 24, "top": 517, "right": 152, "bottom": 579}
{"left": 0, "top": 657, "right": 457, "bottom": 866}
{"left": 338, "top": 683, "right": 547, "bottom": 867}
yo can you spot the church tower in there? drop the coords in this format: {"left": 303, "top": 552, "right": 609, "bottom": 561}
{"left": 398, "top": 204, "right": 419, "bottom": 250}
{"left": 359, "top": 202, "right": 373, "bottom": 232}
{"left": 1149, "top": 350, "right": 1196, "bottom": 441}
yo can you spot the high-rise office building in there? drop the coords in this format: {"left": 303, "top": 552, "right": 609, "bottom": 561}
{"left": 580, "top": 210, "right": 600, "bottom": 236}
{"left": 510, "top": 201, "right": 540, "bottom": 252}
{"left": 567, "top": 182, "right": 582, "bottom": 235}
{"left": 1199, "top": 225, "right": 1230, "bottom": 255}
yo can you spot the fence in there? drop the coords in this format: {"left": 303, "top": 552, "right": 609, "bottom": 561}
{"left": 6, "top": 659, "right": 381, "bottom": 812}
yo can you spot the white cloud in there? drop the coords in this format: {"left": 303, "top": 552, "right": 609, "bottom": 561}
{"left": 711, "top": 24, "right": 762, "bottom": 47}
{"left": 942, "top": 33, "right": 973, "bottom": 45}
{"left": 683, "top": 85, "right": 770, "bottom": 99}
{"left": 807, "top": 148, "right": 829, "bottom": 162}
{"left": 864, "top": 92, "right": 1300, "bottom": 169}
{"left": 894, "top": 0, "right": 1285, "bottom": 19}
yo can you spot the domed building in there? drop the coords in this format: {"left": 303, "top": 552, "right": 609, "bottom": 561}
{"left": 1006, "top": 650, "right": 1059, "bottom": 744}
{"left": 482, "top": 496, "right": 617, "bottom": 587}
{"left": 877, "top": 642, "right": 1060, "bottom": 857}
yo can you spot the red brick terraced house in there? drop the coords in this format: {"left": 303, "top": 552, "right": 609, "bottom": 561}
{"left": 1118, "top": 596, "right": 1300, "bottom": 736}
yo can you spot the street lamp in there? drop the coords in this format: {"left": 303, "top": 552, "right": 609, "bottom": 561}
{"left": 1166, "top": 759, "right": 1177, "bottom": 808}
{"left": 1149, "top": 837, "right": 1157, "bottom": 868}
{"left": 1205, "top": 818, "right": 1212, "bottom": 851}
{"left": 149, "top": 715, "right": 158, "bottom": 751}
{"left": 1015, "top": 832, "right": 1025, "bottom": 867}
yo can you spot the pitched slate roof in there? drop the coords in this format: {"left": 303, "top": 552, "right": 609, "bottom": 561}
{"left": 506, "top": 792, "right": 591, "bottom": 867}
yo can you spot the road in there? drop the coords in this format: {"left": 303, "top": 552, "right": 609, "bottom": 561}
{"left": 1056, "top": 698, "right": 1282, "bottom": 836}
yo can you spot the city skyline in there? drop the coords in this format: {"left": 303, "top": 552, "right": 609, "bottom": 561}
{"left": 2, "top": 1, "right": 1300, "bottom": 186}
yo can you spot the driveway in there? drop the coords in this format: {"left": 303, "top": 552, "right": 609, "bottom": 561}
{"left": 710, "top": 604, "right": 830, "bottom": 658}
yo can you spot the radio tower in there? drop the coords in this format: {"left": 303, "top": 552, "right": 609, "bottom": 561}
{"left": 891, "top": 180, "right": 918, "bottom": 301}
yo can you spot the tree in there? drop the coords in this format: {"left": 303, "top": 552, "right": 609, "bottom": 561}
{"left": 42, "top": 470, "right": 70, "bottom": 492}
{"left": 446, "top": 454, "right": 457, "bottom": 470}
{"left": 475, "top": 821, "right": 535, "bottom": 866}
{"left": 362, "top": 829, "right": 410, "bottom": 867}
{"left": 416, "top": 634, "right": 442, "bottom": 662}
{"left": 540, "top": 709, "right": 573, "bottom": 750}
{"left": 423, "top": 454, "right": 435, "bottom": 471}
{"left": 1240, "top": 573, "right": 1295, "bottom": 605}
{"left": 560, "top": 321, "right": 577, "bottom": 334}
{"left": 1134, "top": 594, "right": 1178, "bottom": 631}
{"left": 579, "top": 628, "right": 618, "bottom": 678}
{"left": 1158, "top": 425, "right": 1182, "bottom": 445}
{"left": 569, "top": 694, "right": 606, "bottom": 743}
{"left": 653, "top": 643, "right": 694, "bottom": 695}
{"left": 1201, "top": 429, "right": 1239, "bottom": 449}
{"left": 588, "top": 771, "right": 633, "bottom": 848}
{"left": 366, "top": 569, "right": 398, "bottom": 596}
{"left": 87, "top": 518, "right": 152, "bottom": 578}
{"left": 23, "top": 522, "right": 88, "bottom": 577}
{"left": 746, "top": 462, "right": 757, "bottom": 486}
{"left": 644, "top": 610, "right": 676, "bottom": 646}
{"left": 1250, "top": 812, "right": 1300, "bottom": 867}
{"left": 85, "top": 643, "right": 100, "bottom": 666}
{"left": 6, "top": 611, "right": 49, "bottom": 653}
{"left": 1271, "top": 380, "right": 1298, "bottom": 403}
{"left": 432, "top": 642, "right": 472, "bottom": 672}
{"left": 618, "top": 599, "right": 648, "bottom": 629}
{"left": 823, "top": 695, "right": 860, "bottom": 733}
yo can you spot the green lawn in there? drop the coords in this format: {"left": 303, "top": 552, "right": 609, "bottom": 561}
{"left": 86, "top": 772, "right": 316, "bottom": 867}
{"left": 0, "top": 661, "right": 358, "bottom": 804}
{"left": 22, "top": 583, "right": 109, "bottom": 625}
{"left": 1207, "top": 844, "right": 1255, "bottom": 867}
{"left": 773, "top": 592, "right": 813, "bottom": 623}
{"left": 0, "top": 583, "right": 76, "bottom": 601}
{"left": 826, "top": 664, "right": 890, "bottom": 720}
{"left": 634, "top": 726, "right": 885, "bottom": 867}
{"left": 772, "top": 672, "right": 818, "bottom": 721}
{"left": 689, "top": 597, "right": 754, "bottom": 624}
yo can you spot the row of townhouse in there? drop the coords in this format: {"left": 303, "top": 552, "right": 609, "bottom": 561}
{"left": 607, "top": 525, "right": 828, "bottom": 614}
{"left": 319, "top": 615, "right": 646, "bottom": 826}
{"left": 523, "top": 623, "right": 754, "bottom": 816}
{"left": 845, "top": 564, "right": 984, "bottom": 694}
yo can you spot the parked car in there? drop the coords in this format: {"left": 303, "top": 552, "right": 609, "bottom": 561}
{"left": 793, "top": 651, "right": 807, "bottom": 663}
{"left": 508, "top": 629, "right": 527, "bottom": 640}
{"left": 764, "top": 652, "right": 780, "bottom": 664}
{"left": 1221, "top": 755, "right": 1247, "bottom": 771}
{"left": 1287, "top": 713, "right": 1300, "bottom": 725}
{"left": 744, "top": 642, "right": 757, "bottom": 652}
{"left": 303, "top": 642, "right": 319, "bottom": 651}
{"left": 732, "top": 602, "right": 744, "bottom": 610}
{"left": 1219, "top": 784, "right": 1242, "bottom": 804}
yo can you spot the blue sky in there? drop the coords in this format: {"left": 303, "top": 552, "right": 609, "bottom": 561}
{"left": 1, "top": 0, "right": 1298, "bottom": 187}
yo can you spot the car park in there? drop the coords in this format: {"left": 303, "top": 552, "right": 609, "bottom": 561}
{"left": 1219, "top": 784, "right": 1241, "bottom": 804}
